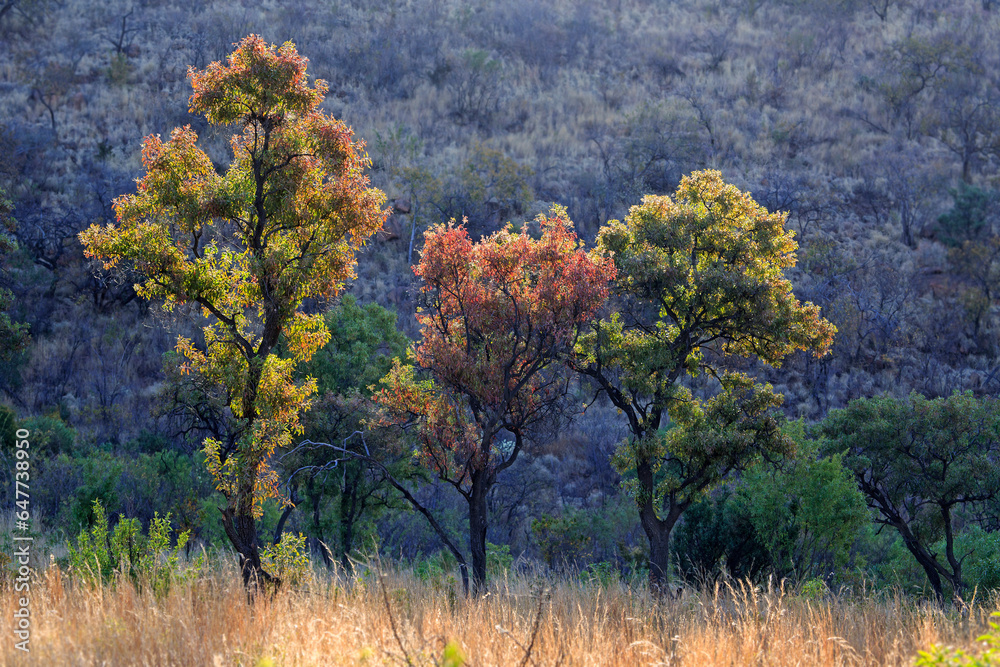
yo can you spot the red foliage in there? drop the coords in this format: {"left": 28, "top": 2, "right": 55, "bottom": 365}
{"left": 376, "top": 213, "right": 614, "bottom": 480}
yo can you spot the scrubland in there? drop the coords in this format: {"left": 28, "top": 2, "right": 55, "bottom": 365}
{"left": 4, "top": 0, "right": 1000, "bottom": 433}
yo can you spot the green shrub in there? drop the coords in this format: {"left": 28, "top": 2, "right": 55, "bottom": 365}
{"left": 20, "top": 414, "right": 75, "bottom": 456}
{"left": 67, "top": 499, "right": 196, "bottom": 593}
{"left": 954, "top": 527, "right": 1000, "bottom": 593}
{"left": 261, "top": 532, "right": 312, "bottom": 586}
{"left": 532, "top": 510, "right": 592, "bottom": 568}
{"left": 915, "top": 614, "right": 1000, "bottom": 666}
{"left": 936, "top": 184, "right": 998, "bottom": 247}
{"left": 107, "top": 53, "right": 131, "bottom": 86}
{"left": 486, "top": 541, "right": 513, "bottom": 577}
{"left": 800, "top": 577, "right": 828, "bottom": 600}
{"left": 413, "top": 549, "right": 458, "bottom": 588}
{"left": 583, "top": 561, "right": 618, "bottom": 587}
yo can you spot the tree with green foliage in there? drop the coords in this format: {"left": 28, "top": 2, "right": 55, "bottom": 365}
{"left": 303, "top": 295, "right": 410, "bottom": 397}
{"left": 79, "top": 35, "right": 387, "bottom": 590}
{"left": 734, "top": 421, "right": 868, "bottom": 581}
{"left": 822, "top": 392, "right": 1000, "bottom": 601}
{"left": 280, "top": 295, "right": 410, "bottom": 569}
{"left": 937, "top": 183, "right": 998, "bottom": 247}
{"left": 576, "top": 170, "right": 835, "bottom": 591}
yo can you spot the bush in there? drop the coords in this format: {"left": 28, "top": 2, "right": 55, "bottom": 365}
{"left": 486, "top": 541, "right": 513, "bottom": 577}
{"left": 19, "top": 414, "right": 75, "bottom": 456}
{"left": 583, "top": 561, "right": 618, "bottom": 587}
{"left": 532, "top": 510, "right": 592, "bottom": 568}
{"left": 261, "top": 532, "right": 312, "bottom": 586}
{"left": 67, "top": 499, "right": 196, "bottom": 593}
{"left": 915, "top": 614, "right": 1000, "bottom": 666}
{"left": 954, "top": 527, "right": 1000, "bottom": 593}
{"left": 412, "top": 549, "right": 463, "bottom": 592}
{"left": 936, "top": 184, "right": 998, "bottom": 247}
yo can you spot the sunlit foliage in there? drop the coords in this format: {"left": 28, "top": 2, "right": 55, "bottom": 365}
{"left": 579, "top": 170, "right": 835, "bottom": 589}
{"left": 79, "top": 35, "right": 387, "bottom": 587}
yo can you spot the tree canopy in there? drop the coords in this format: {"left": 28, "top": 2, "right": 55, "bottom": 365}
{"left": 822, "top": 392, "right": 1000, "bottom": 600}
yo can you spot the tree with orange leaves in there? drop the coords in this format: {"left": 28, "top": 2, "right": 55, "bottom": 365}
{"left": 373, "top": 210, "right": 614, "bottom": 594}
{"left": 79, "top": 36, "right": 387, "bottom": 590}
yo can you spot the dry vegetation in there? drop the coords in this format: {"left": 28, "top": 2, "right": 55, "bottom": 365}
{"left": 2, "top": 559, "right": 998, "bottom": 666}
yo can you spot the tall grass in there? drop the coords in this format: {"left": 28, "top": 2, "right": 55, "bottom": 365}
{"left": 2, "top": 556, "right": 997, "bottom": 666}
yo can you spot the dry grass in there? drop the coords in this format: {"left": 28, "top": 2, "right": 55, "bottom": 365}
{"left": 2, "top": 558, "right": 997, "bottom": 666}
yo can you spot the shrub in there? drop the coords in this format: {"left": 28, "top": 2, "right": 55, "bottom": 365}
{"left": 67, "top": 499, "right": 196, "bottom": 593}
{"left": 915, "top": 614, "right": 1000, "bottom": 666}
{"left": 532, "top": 510, "right": 592, "bottom": 568}
{"left": 19, "top": 414, "right": 75, "bottom": 456}
{"left": 261, "top": 532, "right": 312, "bottom": 587}
{"left": 583, "top": 561, "right": 618, "bottom": 587}
{"left": 486, "top": 541, "right": 513, "bottom": 577}
{"left": 936, "top": 184, "right": 998, "bottom": 247}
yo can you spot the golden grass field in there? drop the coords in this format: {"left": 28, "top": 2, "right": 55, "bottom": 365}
{"left": 1, "top": 558, "right": 998, "bottom": 666}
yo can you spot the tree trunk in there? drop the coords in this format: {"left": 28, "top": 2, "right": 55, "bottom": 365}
{"left": 378, "top": 466, "right": 471, "bottom": 596}
{"left": 220, "top": 505, "right": 280, "bottom": 595}
{"left": 306, "top": 478, "right": 334, "bottom": 569}
{"left": 900, "top": 536, "right": 945, "bottom": 602}
{"left": 643, "top": 513, "right": 673, "bottom": 593}
{"left": 636, "top": 459, "right": 683, "bottom": 595}
{"left": 469, "top": 469, "right": 489, "bottom": 595}
{"left": 942, "top": 504, "right": 965, "bottom": 601}
{"left": 339, "top": 466, "right": 360, "bottom": 571}
{"left": 272, "top": 485, "right": 299, "bottom": 544}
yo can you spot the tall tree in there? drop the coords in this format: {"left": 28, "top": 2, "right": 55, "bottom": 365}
{"left": 79, "top": 35, "right": 387, "bottom": 589}
{"left": 577, "top": 170, "right": 835, "bottom": 591}
{"left": 374, "top": 212, "right": 614, "bottom": 594}
{"left": 821, "top": 392, "right": 1000, "bottom": 602}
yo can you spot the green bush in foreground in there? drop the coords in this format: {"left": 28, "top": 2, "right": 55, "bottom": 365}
{"left": 67, "top": 499, "right": 197, "bottom": 593}
{"left": 916, "top": 614, "right": 1000, "bottom": 666}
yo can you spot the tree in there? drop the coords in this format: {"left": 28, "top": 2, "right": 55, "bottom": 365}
{"left": 734, "top": 421, "right": 868, "bottom": 581}
{"left": 373, "top": 212, "right": 614, "bottom": 594}
{"left": 281, "top": 296, "right": 410, "bottom": 570}
{"left": 79, "top": 35, "right": 388, "bottom": 590}
{"left": 576, "top": 170, "right": 835, "bottom": 591}
{"left": 821, "top": 392, "right": 1000, "bottom": 602}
